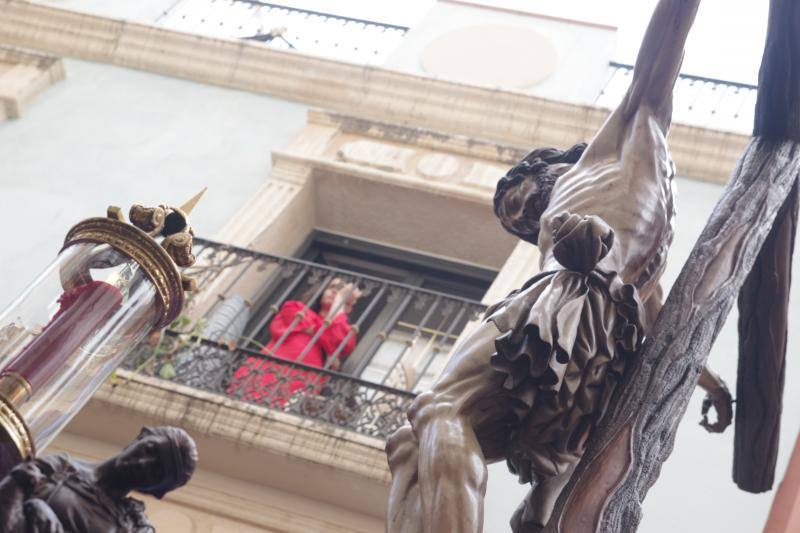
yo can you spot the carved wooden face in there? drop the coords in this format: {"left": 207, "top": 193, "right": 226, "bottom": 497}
{"left": 495, "top": 153, "right": 577, "bottom": 246}
{"left": 113, "top": 432, "right": 175, "bottom": 494}
{"left": 497, "top": 172, "right": 551, "bottom": 245}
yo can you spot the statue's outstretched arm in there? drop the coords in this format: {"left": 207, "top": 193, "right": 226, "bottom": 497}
{"left": 622, "top": 0, "right": 701, "bottom": 126}
{"left": 579, "top": 0, "right": 700, "bottom": 164}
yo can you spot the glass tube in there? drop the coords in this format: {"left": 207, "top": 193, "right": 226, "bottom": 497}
{"left": 0, "top": 242, "right": 159, "bottom": 452}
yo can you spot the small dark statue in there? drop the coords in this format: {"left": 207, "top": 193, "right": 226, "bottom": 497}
{"left": 0, "top": 426, "right": 197, "bottom": 533}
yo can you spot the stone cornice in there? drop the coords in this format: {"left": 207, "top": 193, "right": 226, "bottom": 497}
{"left": 0, "top": 43, "right": 64, "bottom": 119}
{"left": 0, "top": 0, "right": 747, "bottom": 184}
{"left": 273, "top": 150, "right": 495, "bottom": 205}
{"left": 308, "top": 109, "right": 529, "bottom": 165}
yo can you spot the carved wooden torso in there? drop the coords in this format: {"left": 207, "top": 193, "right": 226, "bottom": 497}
{"left": 539, "top": 104, "right": 677, "bottom": 301}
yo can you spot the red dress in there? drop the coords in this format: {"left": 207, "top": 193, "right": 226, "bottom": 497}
{"left": 227, "top": 301, "right": 356, "bottom": 405}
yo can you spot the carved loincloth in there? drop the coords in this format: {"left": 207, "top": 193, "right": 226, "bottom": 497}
{"left": 485, "top": 266, "right": 644, "bottom": 482}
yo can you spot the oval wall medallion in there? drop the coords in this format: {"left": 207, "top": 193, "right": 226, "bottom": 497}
{"left": 421, "top": 25, "right": 558, "bottom": 89}
{"left": 417, "top": 153, "right": 461, "bottom": 180}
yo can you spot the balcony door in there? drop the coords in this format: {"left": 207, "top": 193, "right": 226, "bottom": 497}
{"left": 244, "top": 231, "right": 496, "bottom": 391}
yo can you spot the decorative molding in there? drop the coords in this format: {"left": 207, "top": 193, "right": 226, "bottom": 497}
{"left": 464, "top": 161, "right": 509, "bottom": 189}
{"left": 274, "top": 150, "right": 495, "bottom": 205}
{"left": 285, "top": 111, "right": 513, "bottom": 199}
{"left": 0, "top": 44, "right": 64, "bottom": 119}
{"left": 482, "top": 240, "right": 541, "bottom": 305}
{"left": 97, "top": 371, "right": 389, "bottom": 478}
{"left": 307, "top": 110, "right": 529, "bottom": 165}
{"left": 0, "top": 0, "right": 746, "bottom": 184}
{"left": 214, "top": 157, "right": 311, "bottom": 248}
{"left": 416, "top": 152, "right": 462, "bottom": 181}
{"left": 337, "top": 139, "right": 416, "bottom": 173}
{"left": 420, "top": 25, "right": 558, "bottom": 89}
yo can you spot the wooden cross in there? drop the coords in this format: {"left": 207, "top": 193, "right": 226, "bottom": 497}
{"left": 543, "top": 0, "right": 800, "bottom": 530}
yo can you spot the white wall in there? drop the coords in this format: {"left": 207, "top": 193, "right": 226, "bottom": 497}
{"left": 484, "top": 176, "right": 800, "bottom": 532}
{"left": 0, "top": 58, "right": 308, "bottom": 308}
{"left": 385, "top": 1, "right": 616, "bottom": 105}
{"left": 37, "top": 0, "right": 177, "bottom": 23}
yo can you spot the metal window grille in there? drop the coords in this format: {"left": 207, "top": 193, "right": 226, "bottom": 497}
{"left": 596, "top": 61, "right": 758, "bottom": 134}
{"left": 157, "top": 0, "right": 409, "bottom": 65}
{"left": 123, "top": 238, "right": 486, "bottom": 439}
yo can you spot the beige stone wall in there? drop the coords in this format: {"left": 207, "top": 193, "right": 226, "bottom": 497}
{"left": 0, "top": 0, "right": 746, "bottom": 184}
{"left": 0, "top": 45, "right": 64, "bottom": 119}
{"left": 194, "top": 109, "right": 525, "bottom": 317}
{"left": 217, "top": 110, "right": 521, "bottom": 266}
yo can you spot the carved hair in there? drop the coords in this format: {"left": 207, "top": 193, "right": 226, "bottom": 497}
{"left": 494, "top": 143, "right": 587, "bottom": 245}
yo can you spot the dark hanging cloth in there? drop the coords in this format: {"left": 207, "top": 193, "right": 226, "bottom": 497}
{"left": 734, "top": 0, "right": 800, "bottom": 493}
{"left": 485, "top": 214, "right": 645, "bottom": 481}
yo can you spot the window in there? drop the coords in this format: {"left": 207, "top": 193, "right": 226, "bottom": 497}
{"left": 242, "top": 232, "right": 493, "bottom": 391}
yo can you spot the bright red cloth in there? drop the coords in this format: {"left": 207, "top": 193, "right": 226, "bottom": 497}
{"left": 227, "top": 301, "right": 356, "bottom": 405}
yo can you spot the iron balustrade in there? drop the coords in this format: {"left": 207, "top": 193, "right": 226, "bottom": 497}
{"left": 157, "top": 0, "right": 409, "bottom": 65}
{"left": 596, "top": 61, "right": 758, "bottom": 134}
{"left": 123, "top": 238, "right": 487, "bottom": 440}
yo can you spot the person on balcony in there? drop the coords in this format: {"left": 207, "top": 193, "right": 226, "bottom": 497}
{"left": 226, "top": 278, "right": 361, "bottom": 405}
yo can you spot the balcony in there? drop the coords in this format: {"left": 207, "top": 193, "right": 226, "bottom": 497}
{"left": 157, "top": 0, "right": 410, "bottom": 65}
{"left": 597, "top": 61, "right": 757, "bottom": 134}
{"left": 122, "top": 238, "right": 487, "bottom": 440}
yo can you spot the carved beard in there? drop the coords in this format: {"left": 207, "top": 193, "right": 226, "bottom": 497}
{"left": 495, "top": 144, "right": 585, "bottom": 246}
{"left": 524, "top": 172, "right": 558, "bottom": 243}
{"left": 496, "top": 170, "right": 557, "bottom": 246}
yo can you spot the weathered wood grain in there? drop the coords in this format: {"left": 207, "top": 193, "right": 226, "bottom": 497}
{"left": 543, "top": 0, "right": 800, "bottom": 526}
{"left": 543, "top": 138, "right": 800, "bottom": 532}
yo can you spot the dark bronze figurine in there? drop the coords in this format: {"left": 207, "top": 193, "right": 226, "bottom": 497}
{"left": 386, "top": 0, "right": 732, "bottom": 531}
{"left": 0, "top": 426, "right": 197, "bottom": 533}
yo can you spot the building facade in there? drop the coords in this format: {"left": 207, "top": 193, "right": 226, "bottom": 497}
{"left": 0, "top": 1, "right": 797, "bottom": 531}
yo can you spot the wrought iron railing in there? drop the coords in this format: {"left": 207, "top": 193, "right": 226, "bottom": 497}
{"left": 123, "top": 238, "right": 486, "bottom": 439}
{"left": 596, "top": 61, "right": 758, "bottom": 134}
{"left": 157, "top": 0, "right": 409, "bottom": 65}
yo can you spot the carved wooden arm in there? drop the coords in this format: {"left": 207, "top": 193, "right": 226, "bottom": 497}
{"left": 623, "top": 0, "right": 700, "bottom": 123}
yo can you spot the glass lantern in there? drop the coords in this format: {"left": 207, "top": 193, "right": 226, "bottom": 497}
{"left": 0, "top": 195, "right": 202, "bottom": 476}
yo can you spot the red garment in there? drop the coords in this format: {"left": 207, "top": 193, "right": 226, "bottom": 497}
{"left": 5, "top": 281, "right": 123, "bottom": 390}
{"left": 227, "top": 301, "right": 356, "bottom": 405}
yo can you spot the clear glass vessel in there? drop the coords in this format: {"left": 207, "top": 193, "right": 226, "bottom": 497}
{"left": 0, "top": 242, "right": 159, "bottom": 468}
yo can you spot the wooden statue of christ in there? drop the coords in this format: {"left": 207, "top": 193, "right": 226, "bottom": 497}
{"left": 385, "top": 1, "right": 733, "bottom": 531}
